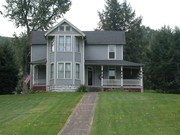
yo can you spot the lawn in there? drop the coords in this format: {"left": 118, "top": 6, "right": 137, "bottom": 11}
{"left": 90, "top": 91, "right": 180, "bottom": 135}
{"left": 0, "top": 92, "right": 83, "bottom": 135}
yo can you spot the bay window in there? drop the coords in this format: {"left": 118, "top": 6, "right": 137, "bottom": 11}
{"left": 58, "top": 62, "right": 72, "bottom": 79}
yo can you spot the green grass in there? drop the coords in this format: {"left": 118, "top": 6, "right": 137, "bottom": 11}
{"left": 0, "top": 92, "right": 83, "bottom": 135}
{"left": 90, "top": 91, "right": 180, "bottom": 135}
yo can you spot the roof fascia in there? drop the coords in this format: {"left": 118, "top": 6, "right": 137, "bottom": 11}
{"left": 45, "top": 19, "right": 85, "bottom": 37}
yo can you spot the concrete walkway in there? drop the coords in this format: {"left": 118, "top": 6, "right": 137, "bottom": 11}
{"left": 58, "top": 92, "right": 97, "bottom": 135}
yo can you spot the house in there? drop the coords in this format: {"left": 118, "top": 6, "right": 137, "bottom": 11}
{"left": 30, "top": 19, "right": 144, "bottom": 92}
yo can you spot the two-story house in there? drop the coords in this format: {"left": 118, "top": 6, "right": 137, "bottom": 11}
{"left": 30, "top": 19, "right": 144, "bottom": 92}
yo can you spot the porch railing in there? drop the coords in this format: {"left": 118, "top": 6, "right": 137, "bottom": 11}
{"left": 103, "top": 79, "right": 140, "bottom": 86}
{"left": 34, "top": 79, "right": 46, "bottom": 85}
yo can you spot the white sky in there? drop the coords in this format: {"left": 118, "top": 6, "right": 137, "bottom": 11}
{"left": 0, "top": 0, "right": 180, "bottom": 37}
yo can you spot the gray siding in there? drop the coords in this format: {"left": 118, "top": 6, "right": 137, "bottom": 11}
{"left": 85, "top": 45, "right": 123, "bottom": 60}
{"left": 56, "top": 53, "right": 73, "bottom": 61}
{"left": 31, "top": 45, "right": 46, "bottom": 61}
{"left": 75, "top": 53, "right": 81, "bottom": 62}
{"left": 56, "top": 79, "right": 73, "bottom": 85}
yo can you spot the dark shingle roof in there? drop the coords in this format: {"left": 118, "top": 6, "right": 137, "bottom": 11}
{"left": 83, "top": 31, "right": 126, "bottom": 45}
{"left": 30, "top": 31, "right": 46, "bottom": 45}
{"left": 30, "top": 31, "right": 126, "bottom": 45}
{"left": 85, "top": 60, "right": 143, "bottom": 66}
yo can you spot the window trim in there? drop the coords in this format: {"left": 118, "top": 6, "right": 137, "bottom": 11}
{"left": 75, "top": 63, "right": 80, "bottom": 80}
{"left": 58, "top": 36, "right": 72, "bottom": 52}
{"left": 57, "top": 61, "right": 72, "bottom": 79}
{"left": 58, "top": 25, "right": 72, "bottom": 31}
{"left": 75, "top": 37, "right": 81, "bottom": 53}
{"left": 108, "top": 66, "right": 116, "bottom": 79}
{"left": 108, "top": 45, "right": 116, "bottom": 60}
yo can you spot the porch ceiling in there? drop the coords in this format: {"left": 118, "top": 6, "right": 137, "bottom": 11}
{"left": 85, "top": 60, "right": 144, "bottom": 67}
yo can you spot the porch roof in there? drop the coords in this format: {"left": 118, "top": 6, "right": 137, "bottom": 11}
{"left": 85, "top": 60, "right": 144, "bottom": 66}
{"left": 31, "top": 59, "right": 46, "bottom": 64}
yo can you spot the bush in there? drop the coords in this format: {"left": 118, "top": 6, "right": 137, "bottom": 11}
{"left": 76, "top": 85, "right": 87, "bottom": 92}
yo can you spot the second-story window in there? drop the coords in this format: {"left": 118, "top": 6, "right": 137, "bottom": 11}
{"left": 108, "top": 45, "right": 116, "bottom": 59}
{"left": 58, "top": 36, "right": 71, "bottom": 52}
{"left": 76, "top": 37, "right": 80, "bottom": 52}
{"left": 51, "top": 38, "right": 55, "bottom": 52}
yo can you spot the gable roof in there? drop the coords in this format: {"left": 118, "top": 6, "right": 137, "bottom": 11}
{"left": 83, "top": 31, "right": 126, "bottom": 45}
{"left": 30, "top": 31, "right": 46, "bottom": 45}
{"left": 45, "top": 19, "right": 85, "bottom": 36}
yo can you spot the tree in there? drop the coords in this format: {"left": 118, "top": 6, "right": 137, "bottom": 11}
{"left": 0, "top": 41, "right": 18, "bottom": 94}
{"left": 2, "top": 0, "right": 71, "bottom": 36}
{"left": 145, "top": 26, "right": 180, "bottom": 93}
{"left": 2, "top": 0, "right": 71, "bottom": 89}
{"left": 98, "top": 0, "right": 143, "bottom": 62}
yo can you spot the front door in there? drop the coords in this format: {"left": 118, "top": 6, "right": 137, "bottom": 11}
{"left": 88, "top": 67, "right": 93, "bottom": 85}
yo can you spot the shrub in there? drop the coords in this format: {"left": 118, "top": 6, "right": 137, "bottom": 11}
{"left": 76, "top": 85, "right": 87, "bottom": 92}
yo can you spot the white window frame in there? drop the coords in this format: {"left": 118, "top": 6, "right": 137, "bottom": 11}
{"left": 108, "top": 66, "right": 116, "bottom": 79}
{"left": 50, "top": 63, "right": 54, "bottom": 80}
{"left": 108, "top": 45, "right": 116, "bottom": 60}
{"left": 76, "top": 63, "right": 80, "bottom": 80}
{"left": 58, "top": 36, "right": 72, "bottom": 52}
{"left": 57, "top": 62, "right": 72, "bottom": 79}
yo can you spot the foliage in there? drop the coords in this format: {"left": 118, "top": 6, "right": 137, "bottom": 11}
{"left": 98, "top": 0, "right": 143, "bottom": 62}
{"left": 2, "top": 0, "right": 71, "bottom": 35}
{"left": 90, "top": 92, "right": 180, "bottom": 135}
{"left": 76, "top": 85, "right": 88, "bottom": 92}
{"left": 0, "top": 41, "right": 18, "bottom": 94}
{"left": 145, "top": 26, "right": 180, "bottom": 93}
{"left": 0, "top": 92, "right": 83, "bottom": 135}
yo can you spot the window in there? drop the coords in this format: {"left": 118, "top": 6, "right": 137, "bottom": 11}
{"left": 58, "top": 63, "right": 64, "bottom": 79}
{"left": 50, "top": 63, "right": 54, "bottom": 79}
{"left": 76, "top": 37, "right": 80, "bottom": 52}
{"left": 65, "top": 36, "right": 71, "bottom": 51}
{"left": 58, "top": 62, "right": 72, "bottom": 79}
{"left": 59, "top": 25, "right": 71, "bottom": 31}
{"left": 59, "top": 26, "right": 65, "bottom": 31}
{"left": 108, "top": 67, "right": 116, "bottom": 79}
{"left": 66, "top": 25, "right": 71, "bottom": 31}
{"left": 76, "top": 63, "right": 80, "bottom": 79}
{"left": 51, "top": 38, "right": 55, "bottom": 52}
{"left": 58, "top": 36, "right": 71, "bottom": 52}
{"left": 108, "top": 45, "right": 116, "bottom": 59}
{"left": 59, "top": 36, "right": 64, "bottom": 52}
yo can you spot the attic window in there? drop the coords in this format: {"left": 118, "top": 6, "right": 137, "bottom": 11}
{"left": 66, "top": 25, "right": 71, "bottom": 31}
{"left": 59, "top": 26, "right": 65, "bottom": 31}
{"left": 59, "top": 25, "right": 71, "bottom": 31}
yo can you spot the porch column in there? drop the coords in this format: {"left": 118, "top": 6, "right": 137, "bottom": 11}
{"left": 101, "top": 65, "right": 104, "bottom": 87}
{"left": 121, "top": 66, "right": 123, "bottom": 87}
{"left": 140, "top": 66, "right": 143, "bottom": 93}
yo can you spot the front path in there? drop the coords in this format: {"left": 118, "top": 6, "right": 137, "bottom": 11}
{"left": 58, "top": 92, "right": 97, "bottom": 135}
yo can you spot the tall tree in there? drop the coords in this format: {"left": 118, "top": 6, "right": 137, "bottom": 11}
{"left": 0, "top": 42, "right": 18, "bottom": 94}
{"left": 98, "top": 0, "right": 143, "bottom": 62}
{"left": 2, "top": 0, "right": 71, "bottom": 36}
{"left": 145, "top": 26, "right": 180, "bottom": 93}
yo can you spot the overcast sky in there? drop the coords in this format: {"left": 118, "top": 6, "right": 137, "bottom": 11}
{"left": 0, "top": 0, "right": 180, "bottom": 37}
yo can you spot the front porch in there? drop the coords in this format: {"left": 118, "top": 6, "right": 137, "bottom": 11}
{"left": 85, "top": 60, "right": 143, "bottom": 92}
{"left": 30, "top": 59, "right": 46, "bottom": 91}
